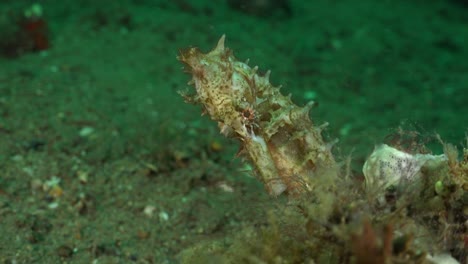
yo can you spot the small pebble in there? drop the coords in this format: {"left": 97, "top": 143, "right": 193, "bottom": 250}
{"left": 159, "top": 211, "right": 169, "bottom": 221}
{"left": 143, "top": 205, "right": 156, "bottom": 217}
{"left": 79, "top": 127, "right": 95, "bottom": 137}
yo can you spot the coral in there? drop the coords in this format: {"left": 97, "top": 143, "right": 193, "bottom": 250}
{"left": 22, "top": 3, "right": 49, "bottom": 52}
{"left": 178, "top": 35, "right": 336, "bottom": 196}
{"left": 0, "top": 3, "right": 49, "bottom": 58}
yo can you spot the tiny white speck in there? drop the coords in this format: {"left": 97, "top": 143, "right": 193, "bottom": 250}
{"left": 79, "top": 127, "right": 95, "bottom": 137}
{"left": 159, "top": 211, "right": 169, "bottom": 221}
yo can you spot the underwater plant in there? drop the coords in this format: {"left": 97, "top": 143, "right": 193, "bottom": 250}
{"left": 177, "top": 36, "right": 467, "bottom": 263}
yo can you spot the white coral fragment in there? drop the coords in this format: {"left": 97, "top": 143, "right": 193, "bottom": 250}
{"left": 363, "top": 144, "right": 446, "bottom": 192}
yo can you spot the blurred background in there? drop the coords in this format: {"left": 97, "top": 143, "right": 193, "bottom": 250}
{"left": 0, "top": 0, "right": 466, "bottom": 262}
